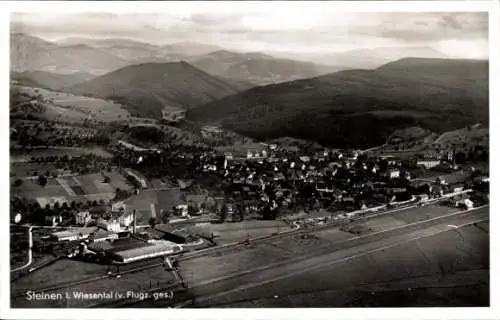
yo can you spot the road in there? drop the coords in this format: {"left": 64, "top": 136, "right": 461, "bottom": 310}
{"left": 11, "top": 226, "right": 33, "bottom": 272}
{"left": 129, "top": 205, "right": 488, "bottom": 307}
{"left": 15, "top": 202, "right": 487, "bottom": 308}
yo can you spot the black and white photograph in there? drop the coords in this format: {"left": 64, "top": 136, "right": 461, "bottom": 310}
{"left": 1, "top": 0, "right": 498, "bottom": 318}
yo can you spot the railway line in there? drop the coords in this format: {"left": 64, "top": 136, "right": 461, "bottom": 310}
{"left": 11, "top": 191, "right": 482, "bottom": 307}
{"left": 121, "top": 205, "right": 489, "bottom": 307}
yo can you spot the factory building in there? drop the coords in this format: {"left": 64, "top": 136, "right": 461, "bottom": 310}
{"left": 107, "top": 240, "right": 182, "bottom": 264}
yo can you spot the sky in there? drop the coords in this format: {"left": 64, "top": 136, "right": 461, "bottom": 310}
{"left": 10, "top": 9, "right": 488, "bottom": 59}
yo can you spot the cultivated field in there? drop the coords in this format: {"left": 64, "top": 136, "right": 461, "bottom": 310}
{"left": 11, "top": 170, "right": 133, "bottom": 206}
{"left": 15, "top": 86, "right": 130, "bottom": 122}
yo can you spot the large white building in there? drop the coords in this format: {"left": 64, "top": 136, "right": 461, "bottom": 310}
{"left": 417, "top": 159, "right": 441, "bottom": 169}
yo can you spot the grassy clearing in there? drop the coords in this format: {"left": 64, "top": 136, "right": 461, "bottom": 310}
{"left": 15, "top": 86, "right": 130, "bottom": 122}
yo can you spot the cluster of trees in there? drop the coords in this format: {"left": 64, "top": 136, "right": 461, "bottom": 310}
{"left": 11, "top": 119, "right": 112, "bottom": 149}
{"left": 11, "top": 195, "right": 110, "bottom": 225}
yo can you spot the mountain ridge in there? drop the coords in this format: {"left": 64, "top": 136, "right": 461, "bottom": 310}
{"left": 68, "top": 61, "right": 251, "bottom": 119}
{"left": 186, "top": 57, "right": 488, "bottom": 148}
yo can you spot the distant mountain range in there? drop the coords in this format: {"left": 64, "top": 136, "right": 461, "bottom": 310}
{"left": 270, "top": 46, "right": 449, "bottom": 69}
{"left": 190, "top": 50, "right": 345, "bottom": 85}
{"left": 186, "top": 58, "right": 488, "bottom": 148}
{"left": 11, "top": 34, "right": 224, "bottom": 74}
{"left": 68, "top": 61, "right": 249, "bottom": 118}
{"left": 11, "top": 34, "right": 347, "bottom": 86}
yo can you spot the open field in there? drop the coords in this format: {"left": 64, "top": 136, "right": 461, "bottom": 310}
{"left": 11, "top": 170, "right": 133, "bottom": 205}
{"left": 180, "top": 244, "right": 292, "bottom": 285}
{"left": 205, "top": 220, "right": 290, "bottom": 245}
{"left": 204, "top": 219, "right": 489, "bottom": 307}
{"left": 13, "top": 259, "right": 109, "bottom": 291}
{"left": 179, "top": 205, "right": 483, "bottom": 286}
{"left": 15, "top": 86, "right": 130, "bottom": 122}
{"left": 125, "top": 206, "right": 488, "bottom": 308}
{"left": 10, "top": 228, "right": 30, "bottom": 269}
{"left": 11, "top": 262, "right": 177, "bottom": 308}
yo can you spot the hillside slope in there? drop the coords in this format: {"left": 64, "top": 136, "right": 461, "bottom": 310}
{"left": 186, "top": 58, "right": 488, "bottom": 148}
{"left": 69, "top": 61, "right": 248, "bottom": 118}
{"left": 223, "top": 58, "right": 344, "bottom": 85}
{"left": 11, "top": 70, "right": 95, "bottom": 91}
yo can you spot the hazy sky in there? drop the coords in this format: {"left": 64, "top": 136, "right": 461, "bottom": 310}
{"left": 11, "top": 10, "right": 488, "bottom": 59}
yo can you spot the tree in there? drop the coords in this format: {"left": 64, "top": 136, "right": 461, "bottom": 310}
{"left": 13, "top": 179, "right": 23, "bottom": 187}
{"left": 38, "top": 175, "right": 47, "bottom": 187}
{"left": 200, "top": 202, "right": 207, "bottom": 212}
{"left": 103, "top": 176, "right": 111, "bottom": 183}
{"left": 455, "top": 152, "right": 467, "bottom": 165}
{"left": 149, "top": 217, "right": 157, "bottom": 228}
{"left": 160, "top": 209, "right": 170, "bottom": 224}
{"left": 188, "top": 205, "right": 197, "bottom": 216}
{"left": 217, "top": 204, "right": 228, "bottom": 223}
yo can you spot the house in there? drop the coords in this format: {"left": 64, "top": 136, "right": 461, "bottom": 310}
{"left": 457, "top": 198, "right": 474, "bottom": 210}
{"left": 175, "top": 204, "right": 189, "bottom": 217}
{"left": 112, "top": 201, "right": 126, "bottom": 212}
{"left": 418, "top": 194, "right": 429, "bottom": 201}
{"left": 97, "top": 218, "right": 121, "bottom": 232}
{"left": 386, "top": 168, "right": 400, "bottom": 179}
{"left": 74, "top": 211, "right": 91, "bottom": 226}
{"left": 118, "top": 210, "right": 134, "bottom": 227}
{"left": 185, "top": 194, "right": 210, "bottom": 214}
{"left": 45, "top": 215, "right": 63, "bottom": 226}
{"left": 14, "top": 213, "right": 22, "bottom": 224}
